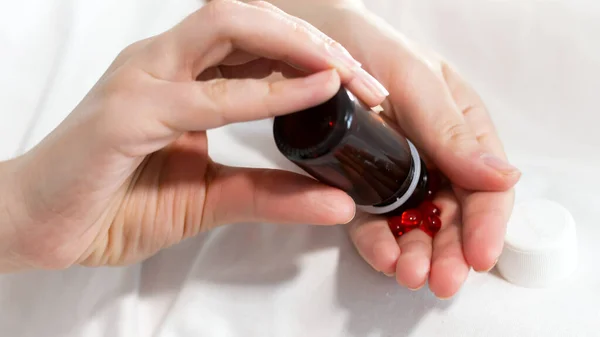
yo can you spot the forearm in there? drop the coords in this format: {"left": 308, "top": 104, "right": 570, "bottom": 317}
{"left": 0, "top": 159, "right": 25, "bottom": 272}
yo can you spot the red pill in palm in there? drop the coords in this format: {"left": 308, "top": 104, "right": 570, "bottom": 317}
{"left": 421, "top": 215, "right": 442, "bottom": 237}
{"left": 387, "top": 210, "right": 423, "bottom": 238}
{"left": 401, "top": 209, "right": 422, "bottom": 227}
{"left": 419, "top": 201, "right": 441, "bottom": 217}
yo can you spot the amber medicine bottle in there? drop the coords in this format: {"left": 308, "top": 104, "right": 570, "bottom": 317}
{"left": 273, "top": 87, "right": 430, "bottom": 217}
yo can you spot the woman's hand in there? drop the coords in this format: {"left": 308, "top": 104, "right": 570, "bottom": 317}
{"left": 0, "top": 0, "right": 389, "bottom": 272}
{"left": 273, "top": 3, "right": 521, "bottom": 298}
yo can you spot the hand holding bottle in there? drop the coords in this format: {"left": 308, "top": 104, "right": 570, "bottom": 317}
{"left": 0, "top": 0, "right": 387, "bottom": 272}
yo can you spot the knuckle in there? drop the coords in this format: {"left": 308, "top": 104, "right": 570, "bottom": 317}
{"left": 204, "top": 0, "right": 238, "bottom": 24}
{"left": 438, "top": 121, "right": 473, "bottom": 146}
{"left": 96, "top": 67, "right": 151, "bottom": 149}
{"left": 289, "top": 20, "right": 312, "bottom": 40}
{"left": 263, "top": 82, "right": 277, "bottom": 115}
{"left": 201, "top": 0, "right": 244, "bottom": 39}
{"left": 326, "top": 39, "right": 342, "bottom": 50}
{"left": 118, "top": 39, "right": 148, "bottom": 59}
{"left": 203, "top": 79, "right": 231, "bottom": 123}
{"left": 475, "top": 132, "right": 491, "bottom": 144}
{"left": 103, "top": 68, "right": 138, "bottom": 96}
{"left": 461, "top": 104, "right": 477, "bottom": 117}
{"left": 104, "top": 38, "right": 152, "bottom": 74}
{"left": 206, "top": 78, "right": 230, "bottom": 100}
{"left": 101, "top": 68, "right": 142, "bottom": 114}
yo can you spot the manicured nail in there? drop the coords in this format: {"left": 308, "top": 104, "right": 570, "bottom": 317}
{"left": 354, "top": 67, "right": 390, "bottom": 99}
{"left": 481, "top": 153, "right": 520, "bottom": 175}
{"left": 372, "top": 105, "right": 384, "bottom": 114}
{"left": 326, "top": 43, "right": 362, "bottom": 70}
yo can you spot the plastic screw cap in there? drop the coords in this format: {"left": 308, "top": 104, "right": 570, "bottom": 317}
{"left": 496, "top": 198, "right": 578, "bottom": 288}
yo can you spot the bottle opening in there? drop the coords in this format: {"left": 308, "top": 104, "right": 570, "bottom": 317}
{"left": 273, "top": 86, "right": 428, "bottom": 215}
{"left": 273, "top": 88, "right": 349, "bottom": 160}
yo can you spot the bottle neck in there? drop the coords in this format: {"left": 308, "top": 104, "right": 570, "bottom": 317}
{"left": 356, "top": 140, "right": 422, "bottom": 215}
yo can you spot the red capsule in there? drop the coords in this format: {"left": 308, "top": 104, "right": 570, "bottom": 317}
{"left": 421, "top": 215, "right": 442, "bottom": 237}
{"left": 400, "top": 209, "right": 422, "bottom": 227}
{"left": 419, "top": 201, "right": 441, "bottom": 217}
{"left": 387, "top": 213, "right": 421, "bottom": 238}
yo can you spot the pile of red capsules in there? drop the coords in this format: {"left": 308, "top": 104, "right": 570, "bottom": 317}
{"left": 387, "top": 171, "right": 443, "bottom": 238}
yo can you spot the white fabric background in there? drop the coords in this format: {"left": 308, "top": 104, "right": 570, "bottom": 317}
{"left": 1, "top": 1, "right": 599, "bottom": 336}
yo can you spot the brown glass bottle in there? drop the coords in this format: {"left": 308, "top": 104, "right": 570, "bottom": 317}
{"left": 272, "top": 86, "right": 430, "bottom": 217}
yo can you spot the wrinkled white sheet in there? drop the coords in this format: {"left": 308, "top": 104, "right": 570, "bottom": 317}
{"left": 1, "top": 1, "right": 599, "bottom": 336}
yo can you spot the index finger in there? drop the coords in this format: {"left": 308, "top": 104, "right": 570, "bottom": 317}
{"left": 141, "top": 0, "right": 387, "bottom": 106}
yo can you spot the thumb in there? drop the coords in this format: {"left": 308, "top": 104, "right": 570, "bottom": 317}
{"left": 384, "top": 60, "right": 520, "bottom": 191}
{"left": 202, "top": 164, "right": 356, "bottom": 228}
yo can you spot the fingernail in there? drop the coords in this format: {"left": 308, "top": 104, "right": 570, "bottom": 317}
{"left": 408, "top": 282, "right": 426, "bottom": 291}
{"left": 478, "top": 258, "right": 498, "bottom": 273}
{"left": 342, "top": 205, "right": 357, "bottom": 224}
{"left": 431, "top": 289, "right": 454, "bottom": 300}
{"left": 383, "top": 272, "right": 395, "bottom": 277}
{"left": 481, "top": 153, "right": 520, "bottom": 175}
{"left": 372, "top": 105, "right": 384, "bottom": 114}
{"left": 326, "top": 44, "right": 362, "bottom": 70}
{"left": 354, "top": 67, "right": 390, "bottom": 99}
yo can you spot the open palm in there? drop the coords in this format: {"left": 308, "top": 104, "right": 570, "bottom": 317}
{"left": 306, "top": 6, "right": 520, "bottom": 298}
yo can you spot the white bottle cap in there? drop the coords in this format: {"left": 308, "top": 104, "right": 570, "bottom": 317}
{"left": 496, "top": 198, "right": 578, "bottom": 288}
